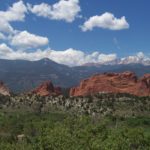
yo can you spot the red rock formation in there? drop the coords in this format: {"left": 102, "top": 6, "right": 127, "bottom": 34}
{"left": 0, "top": 81, "right": 10, "bottom": 96}
{"left": 70, "top": 71, "right": 150, "bottom": 97}
{"left": 32, "top": 81, "right": 62, "bottom": 96}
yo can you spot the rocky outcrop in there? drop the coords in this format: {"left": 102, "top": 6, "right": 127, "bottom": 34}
{"left": 31, "top": 81, "right": 62, "bottom": 96}
{"left": 70, "top": 71, "right": 150, "bottom": 97}
{"left": 0, "top": 81, "right": 10, "bottom": 96}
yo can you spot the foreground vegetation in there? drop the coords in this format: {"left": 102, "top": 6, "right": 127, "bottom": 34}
{"left": 0, "top": 93, "right": 150, "bottom": 149}
{"left": 0, "top": 111, "right": 150, "bottom": 150}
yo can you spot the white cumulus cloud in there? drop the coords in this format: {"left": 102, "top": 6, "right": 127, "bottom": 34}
{"left": 0, "top": 18, "right": 14, "bottom": 33}
{"left": 0, "top": 1, "right": 27, "bottom": 33}
{"left": 10, "top": 31, "right": 49, "bottom": 49}
{"left": 120, "top": 52, "right": 150, "bottom": 65}
{"left": 43, "top": 49, "right": 116, "bottom": 66}
{"left": 0, "top": 44, "right": 117, "bottom": 66}
{"left": 0, "top": 44, "right": 149, "bottom": 66}
{"left": 81, "top": 12, "right": 129, "bottom": 31}
{"left": 0, "top": 1, "right": 27, "bottom": 22}
{"left": 28, "top": 0, "right": 81, "bottom": 22}
{"left": 0, "top": 43, "right": 13, "bottom": 56}
{"left": 0, "top": 33, "right": 6, "bottom": 40}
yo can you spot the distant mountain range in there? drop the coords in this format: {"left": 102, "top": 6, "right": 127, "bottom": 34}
{"left": 0, "top": 58, "right": 149, "bottom": 93}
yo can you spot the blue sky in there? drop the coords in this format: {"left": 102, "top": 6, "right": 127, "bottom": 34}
{"left": 0, "top": 0, "right": 149, "bottom": 66}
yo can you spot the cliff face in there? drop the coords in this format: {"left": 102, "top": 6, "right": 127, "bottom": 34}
{"left": 31, "top": 81, "right": 62, "bottom": 96}
{"left": 0, "top": 81, "right": 10, "bottom": 96}
{"left": 70, "top": 71, "right": 150, "bottom": 97}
